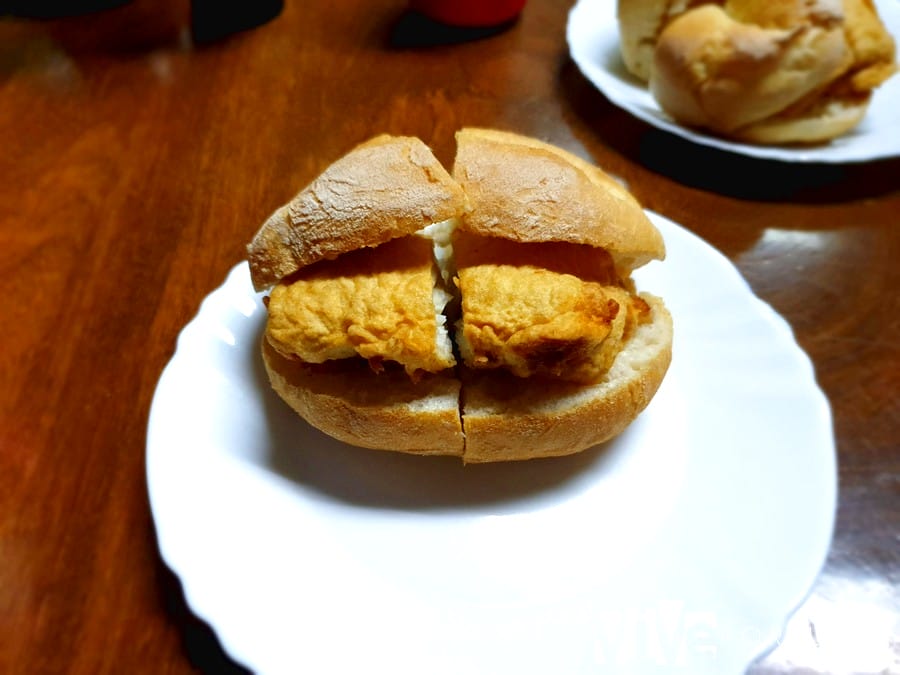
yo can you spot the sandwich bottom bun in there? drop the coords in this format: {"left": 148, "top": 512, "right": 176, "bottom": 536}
{"left": 461, "top": 295, "right": 672, "bottom": 462}
{"left": 261, "top": 294, "right": 672, "bottom": 463}
{"left": 262, "top": 338, "right": 465, "bottom": 457}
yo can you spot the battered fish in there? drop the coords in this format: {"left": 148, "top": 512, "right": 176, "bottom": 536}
{"left": 266, "top": 233, "right": 455, "bottom": 377}
{"left": 453, "top": 232, "right": 650, "bottom": 383}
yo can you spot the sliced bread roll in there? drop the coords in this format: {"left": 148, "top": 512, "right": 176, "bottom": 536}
{"left": 450, "top": 128, "right": 671, "bottom": 462}
{"left": 250, "top": 135, "right": 468, "bottom": 455}
{"left": 250, "top": 130, "right": 673, "bottom": 462}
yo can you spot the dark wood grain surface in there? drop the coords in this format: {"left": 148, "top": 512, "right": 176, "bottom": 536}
{"left": 1, "top": 0, "right": 897, "bottom": 672}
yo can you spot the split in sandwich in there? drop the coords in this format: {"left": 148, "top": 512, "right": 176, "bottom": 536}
{"left": 248, "top": 129, "right": 673, "bottom": 462}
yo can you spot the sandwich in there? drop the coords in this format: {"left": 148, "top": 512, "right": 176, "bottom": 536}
{"left": 248, "top": 129, "right": 672, "bottom": 462}
{"left": 617, "top": 0, "right": 897, "bottom": 144}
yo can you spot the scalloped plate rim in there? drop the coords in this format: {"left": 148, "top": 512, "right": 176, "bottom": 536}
{"left": 146, "top": 211, "right": 837, "bottom": 675}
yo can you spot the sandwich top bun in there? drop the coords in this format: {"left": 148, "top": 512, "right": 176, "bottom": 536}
{"left": 452, "top": 128, "right": 665, "bottom": 273}
{"left": 617, "top": 0, "right": 897, "bottom": 144}
{"left": 247, "top": 134, "right": 466, "bottom": 291}
{"left": 250, "top": 130, "right": 672, "bottom": 462}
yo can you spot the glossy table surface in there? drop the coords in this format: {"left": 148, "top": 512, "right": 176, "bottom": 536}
{"left": 1, "top": 1, "right": 898, "bottom": 673}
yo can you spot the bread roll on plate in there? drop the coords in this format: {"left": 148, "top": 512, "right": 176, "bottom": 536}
{"left": 248, "top": 130, "right": 672, "bottom": 462}
{"left": 617, "top": 0, "right": 898, "bottom": 144}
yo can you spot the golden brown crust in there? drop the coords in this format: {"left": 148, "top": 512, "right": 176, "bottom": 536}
{"left": 262, "top": 338, "right": 465, "bottom": 456}
{"left": 646, "top": 0, "right": 897, "bottom": 144}
{"left": 452, "top": 128, "right": 665, "bottom": 273}
{"left": 843, "top": 0, "right": 898, "bottom": 89}
{"left": 247, "top": 134, "right": 466, "bottom": 291}
{"left": 651, "top": 4, "right": 853, "bottom": 133}
{"left": 460, "top": 295, "right": 672, "bottom": 463}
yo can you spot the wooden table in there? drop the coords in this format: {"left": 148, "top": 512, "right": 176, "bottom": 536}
{"left": 2, "top": 0, "right": 897, "bottom": 672}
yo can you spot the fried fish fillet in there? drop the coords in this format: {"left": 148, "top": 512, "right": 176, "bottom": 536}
{"left": 266, "top": 233, "right": 455, "bottom": 377}
{"left": 453, "top": 232, "right": 650, "bottom": 383}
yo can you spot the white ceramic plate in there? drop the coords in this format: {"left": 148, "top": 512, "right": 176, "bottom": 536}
{"left": 147, "top": 213, "right": 836, "bottom": 675}
{"left": 566, "top": 0, "right": 900, "bottom": 163}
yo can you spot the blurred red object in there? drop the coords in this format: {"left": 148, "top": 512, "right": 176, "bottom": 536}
{"left": 410, "top": 0, "right": 526, "bottom": 27}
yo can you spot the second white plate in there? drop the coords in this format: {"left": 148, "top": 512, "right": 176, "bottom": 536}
{"left": 567, "top": 0, "right": 900, "bottom": 163}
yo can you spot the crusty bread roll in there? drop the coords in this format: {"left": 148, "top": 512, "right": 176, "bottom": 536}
{"left": 617, "top": 0, "right": 897, "bottom": 144}
{"left": 247, "top": 134, "right": 466, "bottom": 292}
{"left": 452, "top": 127, "right": 665, "bottom": 273}
{"left": 250, "top": 130, "right": 672, "bottom": 462}
{"left": 617, "top": 0, "right": 698, "bottom": 82}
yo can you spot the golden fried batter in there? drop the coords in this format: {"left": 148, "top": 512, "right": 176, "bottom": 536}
{"left": 454, "top": 232, "right": 649, "bottom": 383}
{"left": 266, "top": 235, "right": 455, "bottom": 376}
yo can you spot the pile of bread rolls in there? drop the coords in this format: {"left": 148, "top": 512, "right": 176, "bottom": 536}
{"left": 617, "top": 0, "right": 897, "bottom": 144}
